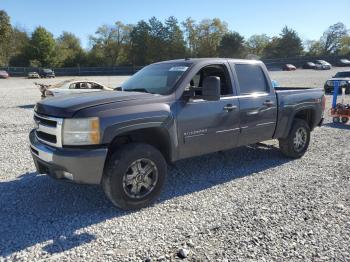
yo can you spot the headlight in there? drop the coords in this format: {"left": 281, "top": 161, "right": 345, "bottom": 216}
{"left": 326, "top": 81, "right": 332, "bottom": 86}
{"left": 62, "top": 117, "right": 100, "bottom": 145}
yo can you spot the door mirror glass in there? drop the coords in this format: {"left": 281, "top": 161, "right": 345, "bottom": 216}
{"left": 202, "top": 76, "right": 220, "bottom": 101}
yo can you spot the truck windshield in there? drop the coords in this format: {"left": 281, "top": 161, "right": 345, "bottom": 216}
{"left": 121, "top": 62, "right": 191, "bottom": 95}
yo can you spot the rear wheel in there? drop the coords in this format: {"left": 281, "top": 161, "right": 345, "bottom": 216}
{"left": 279, "top": 119, "right": 310, "bottom": 158}
{"left": 102, "top": 143, "right": 167, "bottom": 210}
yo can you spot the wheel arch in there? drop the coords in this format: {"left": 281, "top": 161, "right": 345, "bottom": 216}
{"left": 107, "top": 125, "right": 175, "bottom": 164}
{"left": 283, "top": 107, "right": 316, "bottom": 137}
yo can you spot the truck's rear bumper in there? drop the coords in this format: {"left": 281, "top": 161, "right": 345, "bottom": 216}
{"left": 29, "top": 130, "right": 108, "bottom": 185}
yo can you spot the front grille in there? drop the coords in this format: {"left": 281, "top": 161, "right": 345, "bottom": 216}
{"left": 327, "top": 81, "right": 348, "bottom": 87}
{"left": 34, "top": 113, "right": 63, "bottom": 147}
{"left": 37, "top": 131, "right": 57, "bottom": 143}
{"left": 34, "top": 114, "right": 57, "bottom": 127}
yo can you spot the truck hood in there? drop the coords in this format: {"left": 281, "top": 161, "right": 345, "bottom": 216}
{"left": 49, "top": 88, "right": 102, "bottom": 96}
{"left": 35, "top": 91, "right": 156, "bottom": 117}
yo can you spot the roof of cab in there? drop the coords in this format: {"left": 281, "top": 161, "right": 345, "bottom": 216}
{"left": 154, "top": 58, "right": 263, "bottom": 65}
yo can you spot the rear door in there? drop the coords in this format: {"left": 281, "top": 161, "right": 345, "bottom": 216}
{"left": 231, "top": 63, "right": 277, "bottom": 145}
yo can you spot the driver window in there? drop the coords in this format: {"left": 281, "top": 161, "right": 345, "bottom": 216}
{"left": 184, "top": 64, "right": 232, "bottom": 98}
{"left": 80, "top": 82, "right": 89, "bottom": 89}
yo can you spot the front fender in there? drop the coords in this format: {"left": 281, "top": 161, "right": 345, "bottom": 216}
{"left": 102, "top": 115, "right": 173, "bottom": 143}
{"left": 100, "top": 103, "right": 174, "bottom": 144}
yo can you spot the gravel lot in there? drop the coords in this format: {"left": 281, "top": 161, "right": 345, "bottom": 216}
{"left": 0, "top": 68, "right": 349, "bottom": 261}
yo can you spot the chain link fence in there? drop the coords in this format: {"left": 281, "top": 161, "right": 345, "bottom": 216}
{"left": 0, "top": 66, "right": 143, "bottom": 77}
{"left": 1, "top": 56, "right": 348, "bottom": 77}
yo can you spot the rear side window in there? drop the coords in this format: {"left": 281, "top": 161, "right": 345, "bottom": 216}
{"left": 235, "top": 64, "right": 268, "bottom": 94}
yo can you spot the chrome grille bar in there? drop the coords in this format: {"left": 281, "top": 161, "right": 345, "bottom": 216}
{"left": 34, "top": 112, "right": 63, "bottom": 147}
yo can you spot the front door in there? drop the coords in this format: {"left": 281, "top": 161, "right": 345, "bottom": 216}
{"left": 176, "top": 64, "right": 240, "bottom": 159}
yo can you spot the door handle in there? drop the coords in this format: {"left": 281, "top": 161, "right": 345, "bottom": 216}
{"left": 263, "top": 100, "right": 274, "bottom": 107}
{"left": 223, "top": 104, "right": 237, "bottom": 111}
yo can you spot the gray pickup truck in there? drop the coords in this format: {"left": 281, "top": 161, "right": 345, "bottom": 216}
{"left": 30, "top": 58, "right": 325, "bottom": 209}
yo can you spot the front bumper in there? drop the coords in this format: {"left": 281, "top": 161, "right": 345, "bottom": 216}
{"left": 29, "top": 130, "right": 108, "bottom": 184}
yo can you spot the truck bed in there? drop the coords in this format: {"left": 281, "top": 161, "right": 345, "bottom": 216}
{"left": 275, "top": 86, "right": 318, "bottom": 90}
{"left": 273, "top": 87, "right": 324, "bottom": 139}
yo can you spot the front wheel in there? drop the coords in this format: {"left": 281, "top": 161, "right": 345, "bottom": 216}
{"left": 102, "top": 143, "right": 167, "bottom": 210}
{"left": 279, "top": 119, "right": 310, "bottom": 158}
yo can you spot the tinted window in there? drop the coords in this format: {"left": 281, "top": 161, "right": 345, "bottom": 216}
{"left": 235, "top": 64, "right": 268, "bottom": 94}
{"left": 335, "top": 72, "right": 350, "bottom": 78}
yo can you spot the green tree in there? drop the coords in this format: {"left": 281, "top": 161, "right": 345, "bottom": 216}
{"left": 218, "top": 32, "right": 245, "bottom": 58}
{"left": 86, "top": 46, "right": 105, "bottom": 66}
{"left": 56, "top": 32, "right": 85, "bottom": 67}
{"left": 129, "top": 20, "right": 151, "bottom": 65}
{"left": 321, "top": 22, "right": 348, "bottom": 55}
{"left": 305, "top": 40, "right": 323, "bottom": 56}
{"left": 262, "top": 37, "right": 280, "bottom": 58}
{"left": 262, "top": 27, "right": 303, "bottom": 58}
{"left": 339, "top": 35, "right": 350, "bottom": 56}
{"left": 196, "top": 18, "right": 228, "bottom": 57}
{"left": 182, "top": 17, "right": 198, "bottom": 57}
{"left": 89, "top": 22, "right": 132, "bottom": 66}
{"left": 0, "top": 10, "right": 13, "bottom": 66}
{"left": 246, "top": 34, "right": 270, "bottom": 58}
{"left": 9, "top": 27, "right": 30, "bottom": 66}
{"left": 26, "top": 26, "right": 58, "bottom": 67}
{"left": 277, "top": 26, "right": 303, "bottom": 57}
{"left": 147, "top": 17, "right": 167, "bottom": 62}
{"left": 164, "top": 16, "right": 186, "bottom": 59}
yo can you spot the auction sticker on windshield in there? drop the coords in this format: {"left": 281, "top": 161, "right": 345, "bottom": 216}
{"left": 169, "top": 66, "right": 188, "bottom": 72}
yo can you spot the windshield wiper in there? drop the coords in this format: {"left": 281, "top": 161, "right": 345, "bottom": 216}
{"left": 124, "top": 88, "right": 153, "bottom": 94}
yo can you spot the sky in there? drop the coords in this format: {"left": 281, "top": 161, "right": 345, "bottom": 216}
{"left": 1, "top": 0, "right": 350, "bottom": 49}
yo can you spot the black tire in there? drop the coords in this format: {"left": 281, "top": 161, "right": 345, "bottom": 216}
{"left": 333, "top": 117, "right": 340, "bottom": 123}
{"left": 341, "top": 117, "right": 349, "bottom": 123}
{"left": 278, "top": 119, "right": 310, "bottom": 158}
{"left": 102, "top": 143, "right": 167, "bottom": 210}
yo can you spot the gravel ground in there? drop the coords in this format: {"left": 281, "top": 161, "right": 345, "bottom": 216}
{"left": 0, "top": 68, "right": 349, "bottom": 261}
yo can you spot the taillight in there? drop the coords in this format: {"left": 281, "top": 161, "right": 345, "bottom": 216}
{"left": 321, "top": 95, "right": 326, "bottom": 112}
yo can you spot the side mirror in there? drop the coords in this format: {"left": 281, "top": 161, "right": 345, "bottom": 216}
{"left": 202, "top": 76, "right": 220, "bottom": 101}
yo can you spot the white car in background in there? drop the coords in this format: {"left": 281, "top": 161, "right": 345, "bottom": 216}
{"left": 28, "top": 72, "right": 40, "bottom": 79}
{"left": 37, "top": 80, "right": 113, "bottom": 98}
